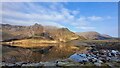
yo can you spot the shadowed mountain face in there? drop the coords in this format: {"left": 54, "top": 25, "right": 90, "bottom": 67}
{"left": 1, "top": 23, "right": 43, "bottom": 36}
{"left": 101, "top": 34, "right": 112, "bottom": 38}
{"left": 1, "top": 23, "right": 43, "bottom": 41}
{"left": 1, "top": 23, "right": 85, "bottom": 42}
{"left": 76, "top": 31, "right": 112, "bottom": 40}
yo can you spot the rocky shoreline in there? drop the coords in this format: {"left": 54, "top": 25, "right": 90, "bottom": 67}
{"left": 1, "top": 59, "right": 120, "bottom": 67}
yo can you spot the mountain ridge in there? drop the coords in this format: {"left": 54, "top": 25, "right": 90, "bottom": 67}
{"left": 1, "top": 23, "right": 85, "bottom": 42}
{"left": 1, "top": 23, "right": 115, "bottom": 42}
{"left": 76, "top": 31, "right": 113, "bottom": 40}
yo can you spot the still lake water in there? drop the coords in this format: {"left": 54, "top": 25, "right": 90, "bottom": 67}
{"left": 2, "top": 42, "right": 86, "bottom": 63}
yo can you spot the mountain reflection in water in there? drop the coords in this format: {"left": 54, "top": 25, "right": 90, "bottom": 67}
{"left": 2, "top": 43, "right": 86, "bottom": 63}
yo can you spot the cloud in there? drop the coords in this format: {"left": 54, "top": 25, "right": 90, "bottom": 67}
{"left": 1, "top": 2, "right": 110, "bottom": 31}
{"left": 88, "top": 16, "right": 103, "bottom": 21}
{"left": 106, "top": 16, "right": 112, "bottom": 19}
{"left": 76, "top": 26, "right": 95, "bottom": 30}
{"left": 71, "top": 10, "right": 80, "bottom": 15}
{"left": 3, "top": 17, "right": 65, "bottom": 28}
{"left": 2, "top": 3, "right": 79, "bottom": 27}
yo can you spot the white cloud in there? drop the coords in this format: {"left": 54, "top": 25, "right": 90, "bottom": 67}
{"left": 71, "top": 10, "right": 80, "bottom": 15}
{"left": 76, "top": 26, "right": 95, "bottom": 30}
{"left": 1, "top": 2, "right": 109, "bottom": 31}
{"left": 3, "top": 17, "right": 65, "bottom": 28}
{"left": 2, "top": 18, "right": 34, "bottom": 26}
{"left": 88, "top": 16, "right": 103, "bottom": 21}
{"left": 2, "top": 3, "right": 75, "bottom": 26}
{"left": 106, "top": 16, "right": 112, "bottom": 19}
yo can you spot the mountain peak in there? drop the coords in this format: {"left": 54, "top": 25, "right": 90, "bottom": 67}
{"left": 59, "top": 28, "right": 69, "bottom": 31}
{"left": 33, "top": 23, "right": 42, "bottom": 26}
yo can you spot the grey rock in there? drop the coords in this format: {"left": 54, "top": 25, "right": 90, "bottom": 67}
{"left": 5, "top": 63, "right": 15, "bottom": 66}
{"left": 94, "top": 62, "right": 101, "bottom": 66}
{"left": 22, "top": 63, "right": 43, "bottom": 66}
{"left": 42, "top": 62, "right": 56, "bottom": 66}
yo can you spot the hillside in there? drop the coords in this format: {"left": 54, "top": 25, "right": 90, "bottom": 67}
{"left": 1, "top": 23, "right": 43, "bottom": 41}
{"left": 76, "top": 31, "right": 113, "bottom": 40}
{"left": 1, "top": 23, "right": 85, "bottom": 43}
{"left": 44, "top": 27, "right": 85, "bottom": 42}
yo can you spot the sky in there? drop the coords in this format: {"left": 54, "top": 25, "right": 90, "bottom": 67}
{"left": 1, "top": 2, "right": 118, "bottom": 37}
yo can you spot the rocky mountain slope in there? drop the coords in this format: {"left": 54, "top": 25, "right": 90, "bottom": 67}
{"left": 1, "top": 23, "right": 43, "bottom": 41}
{"left": 76, "top": 31, "right": 113, "bottom": 40}
{"left": 1, "top": 24, "right": 114, "bottom": 42}
{"left": 1, "top": 23, "right": 85, "bottom": 42}
{"left": 44, "top": 27, "right": 85, "bottom": 42}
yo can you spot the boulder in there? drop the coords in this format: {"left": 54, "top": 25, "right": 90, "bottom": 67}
{"left": 94, "top": 62, "right": 101, "bottom": 66}
{"left": 69, "top": 53, "right": 88, "bottom": 62}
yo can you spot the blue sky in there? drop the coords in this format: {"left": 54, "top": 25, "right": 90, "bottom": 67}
{"left": 2, "top": 2, "right": 118, "bottom": 37}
